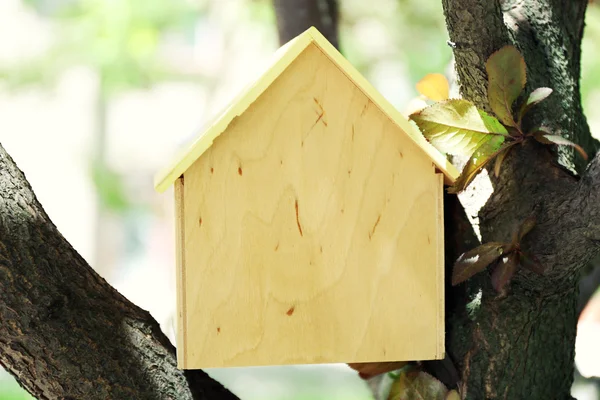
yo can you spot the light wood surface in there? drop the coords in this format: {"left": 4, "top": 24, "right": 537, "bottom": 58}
{"left": 178, "top": 42, "right": 445, "bottom": 368}
{"left": 174, "top": 177, "right": 187, "bottom": 368}
{"left": 154, "top": 27, "right": 458, "bottom": 192}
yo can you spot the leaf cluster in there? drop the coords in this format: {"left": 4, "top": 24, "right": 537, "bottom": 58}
{"left": 410, "top": 46, "right": 587, "bottom": 193}
{"left": 451, "top": 216, "right": 544, "bottom": 292}
{"left": 387, "top": 365, "right": 459, "bottom": 400}
{"left": 348, "top": 359, "right": 461, "bottom": 399}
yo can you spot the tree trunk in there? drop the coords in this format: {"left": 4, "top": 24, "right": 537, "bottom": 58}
{"left": 442, "top": 0, "right": 600, "bottom": 398}
{"left": 273, "top": 0, "right": 339, "bottom": 48}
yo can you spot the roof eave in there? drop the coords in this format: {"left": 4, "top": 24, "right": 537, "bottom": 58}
{"left": 305, "top": 27, "right": 459, "bottom": 185}
{"left": 153, "top": 29, "right": 315, "bottom": 193}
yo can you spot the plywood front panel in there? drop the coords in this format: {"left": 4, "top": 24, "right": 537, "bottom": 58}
{"left": 180, "top": 43, "right": 444, "bottom": 368}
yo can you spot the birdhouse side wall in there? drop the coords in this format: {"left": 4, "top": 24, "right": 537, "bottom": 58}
{"left": 173, "top": 177, "right": 187, "bottom": 368}
{"left": 177, "top": 43, "right": 445, "bottom": 368}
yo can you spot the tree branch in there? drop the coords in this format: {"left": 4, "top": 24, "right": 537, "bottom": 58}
{"left": 273, "top": 0, "right": 339, "bottom": 48}
{"left": 0, "top": 143, "right": 238, "bottom": 399}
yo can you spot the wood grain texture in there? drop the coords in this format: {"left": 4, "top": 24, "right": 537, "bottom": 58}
{"left": 154, "top": 27, "right": 458, "bottom": 193}
{"left": 174, "top": 177, "right": 188, "bottom": 368}
{"left": 178, "top": 43, "right": 444, "bottom": 368}
{"left": 435, "top": 172, "right": 445, "bottom": 359}
{"left": 154, "top": 30, "right": 313, "bottom": 193}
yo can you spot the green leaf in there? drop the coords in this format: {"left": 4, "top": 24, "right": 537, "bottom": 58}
{"left": 519, "top": 87, "right": 553, "bottom": 119}
{"left": 520, "top": 252, "right": 545, "bottom": 275}
{"left": 486, "top": 45, "right": 527, "bottom": 127}
{"left": 91, "top": 161, "right": 130, "bottom": 212}
{"left": 446, "top": 390, "right": 461, "bottom": 400}
{"left": 452, "top": 242, "right": 507, "bottom": 286}
{"left": 533, "top": 131, "right": 588, "bottom": 160}
{"left": 448, "top": 135, "right": 507, "bottom": 194}
{"left": 5, "top": 0, "right": 206, "bottom": 94}
{"left": 409, "top": 99, "right": 508, "bottom": 157}
{"left": 388, "top": 368, "right": 448, "bottom": 400}
{"left": 491, "top": 252, "right": 519, "bottom": 292}
{"left": 493, "top": 141, "right": 518, "bottom": 177}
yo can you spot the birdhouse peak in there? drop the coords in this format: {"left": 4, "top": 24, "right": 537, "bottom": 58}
{"left": 154, "top": 27, "right": 458, "bottom": 193}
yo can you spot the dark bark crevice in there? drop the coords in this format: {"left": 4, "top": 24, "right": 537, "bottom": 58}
{"left": 0, "top": 143, "right": 239, "bottom": 399}
{"left": 578, "top": 256, "right": 600, "bottom": 315}
{"left": 449, "top": 282, "right": 578, "bottom": 399}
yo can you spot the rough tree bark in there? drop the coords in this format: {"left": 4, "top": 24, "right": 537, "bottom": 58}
{"left": 442, "top": 0, "right": 600, "bottom": 399}
{"left": 0, "top": 1, "right": 339, "bottom": 399}
{"left": 0, "top": 141, "right": 240, "bottom": 399}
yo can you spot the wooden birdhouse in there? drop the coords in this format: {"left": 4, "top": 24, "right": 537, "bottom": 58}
{"left": 154, "top": 27, "right": 459, "bottom": 369}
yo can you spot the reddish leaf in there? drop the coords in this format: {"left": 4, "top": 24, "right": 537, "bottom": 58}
{"left": 509, "top": 228, "right": 520, "bottom": 251}
{"left": 519, "top": 87, "right": 553, "bottom": 119}
{"left": 388, "top": 368, "right": 448, "bottom": 400}
{"left": 452, "top": 242, "right": 507, "bottom": 286}
{"left": 448, "top": 135, "right": 507, "bottom": 194}
{"left": 533, "top": 129, "right": 588, "bottom": 160}
{"left": 493, "top": 141, "right": 518, "bottom": 177}
{"left": 486, "top": 45, "right": 527, "bottom": 127}
{"left": 517, "top": 215, "right": 536, "bottom": 241}
{"left": 491, "top": 252, "right": 519, "bottom": 292}
{"left": 520, "top": 252, "right": 545, "bottom": 275}
{"left": 348, "top": 361, "right": 409, "bottom": 379}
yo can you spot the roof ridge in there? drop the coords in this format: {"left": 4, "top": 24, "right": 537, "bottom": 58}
{"left": 154, "top": 27, "right": 458, "bottom": 193}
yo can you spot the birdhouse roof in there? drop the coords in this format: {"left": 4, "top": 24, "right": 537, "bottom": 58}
{"left": 154, "top": 27, "right": 459, "bottom": 192}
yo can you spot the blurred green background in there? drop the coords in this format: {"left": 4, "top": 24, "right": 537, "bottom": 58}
{"left": 0, "top": 0, "right": 599, "bottom": 399}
